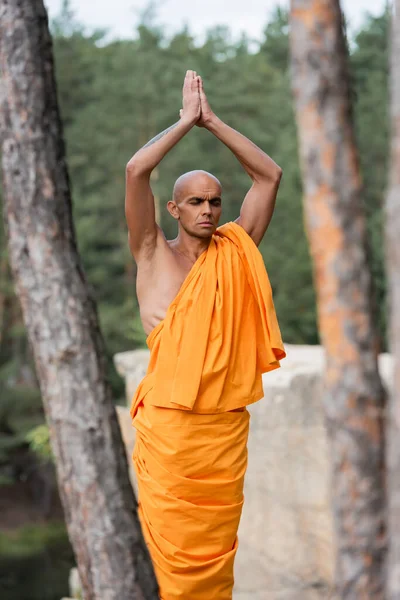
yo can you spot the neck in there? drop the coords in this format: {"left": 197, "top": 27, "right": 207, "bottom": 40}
{"left": 172, "top": 226, "right": 212, "bottom": 262}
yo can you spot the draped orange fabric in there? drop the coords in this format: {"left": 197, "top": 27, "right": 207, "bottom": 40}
{"left": 130, "top": 221, "right": 286, "bottom": 599}
{"left": 133, "top": 403, "right": 249, "bottom": 600}
{"left": 130, "top": 221, "right": 286, "bottom": 418}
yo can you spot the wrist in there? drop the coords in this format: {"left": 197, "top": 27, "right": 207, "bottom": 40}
{"left": 180, "top": 115, "right": 199, "bottom": 129}
{"left": 203, "top": 113, "right": 220, "bottom": 130}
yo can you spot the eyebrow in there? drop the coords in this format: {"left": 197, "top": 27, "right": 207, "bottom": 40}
{"left": 188, "top": 196, "right": 222, "bottom": 202}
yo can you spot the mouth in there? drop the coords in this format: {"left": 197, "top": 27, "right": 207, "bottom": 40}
{"left": 198, "top": 222, "right": 213, "bottom": 227}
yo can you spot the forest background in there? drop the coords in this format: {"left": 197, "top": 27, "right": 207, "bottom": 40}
{"left": 0, "top": 1, "right": 389, "bottom": 485}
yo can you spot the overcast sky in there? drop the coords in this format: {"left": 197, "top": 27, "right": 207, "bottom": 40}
{"left": 44, "top": 0, "right": 386, "bottom": 43}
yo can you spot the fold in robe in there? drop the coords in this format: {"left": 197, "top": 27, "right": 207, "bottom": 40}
{"left": 131, "top": 221, "right": 286, "bottom": 599}
{"left": 133, "top": 403, "right": 249, "bottom": 600}
{"left": 131, "top": 221, "right": 286, "bottom": 418}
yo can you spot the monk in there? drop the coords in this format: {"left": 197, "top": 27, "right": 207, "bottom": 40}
{"left": 125, "top": 70, "right": 286, "bottom": 600}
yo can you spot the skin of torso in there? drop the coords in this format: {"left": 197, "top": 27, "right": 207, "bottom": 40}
{"left": 136, "top": 228, "right": 210, "bottom": 337}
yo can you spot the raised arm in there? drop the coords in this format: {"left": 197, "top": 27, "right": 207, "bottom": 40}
{"left": 125, "top": 70, "right": 201, "bottom": 259}
{"left": 197, "top": 77, "right": 282, "bottom": 246}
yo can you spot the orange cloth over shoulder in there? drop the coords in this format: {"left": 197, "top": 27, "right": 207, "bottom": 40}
{"left": 130, "top": 221, "right": 286, "bottom": 418}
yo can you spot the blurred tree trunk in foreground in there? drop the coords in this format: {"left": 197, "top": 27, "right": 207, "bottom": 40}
{"left": 289, "top": 0, "right": 387, "bottom": 597}
{"left": 0, "top": 1, "right": 158, "bottom": 599}
{"left": 386, "top": 1, "right": 400, "bottom": 597}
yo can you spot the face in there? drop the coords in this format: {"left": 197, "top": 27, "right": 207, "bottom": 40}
{"left": 169, "top": 177, "right": 222, "bottom": 238}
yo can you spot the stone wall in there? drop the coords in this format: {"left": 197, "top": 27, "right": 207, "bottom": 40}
{"left": 113, "top": 344, "right": 393, "bottom": 600}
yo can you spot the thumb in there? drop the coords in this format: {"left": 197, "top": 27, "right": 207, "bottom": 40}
{"left": 199, "top": 77, "right": 206, "bottom": 97}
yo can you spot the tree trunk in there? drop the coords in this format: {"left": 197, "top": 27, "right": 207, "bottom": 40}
{"left": 0, "top": 2, "right": 158, "bottom": 599}
{"left": 386, "top": 1, "right": 400, "bottom": 597}
{"left": 0, "top": 252, "right": 8, "bottom": 346}
{"left": 289, "top": 1, "right": 387, "bottom": 597}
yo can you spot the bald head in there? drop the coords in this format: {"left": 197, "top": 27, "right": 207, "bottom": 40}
{"left": 172, "top": 170, "right": 221, "bottom": 205}
{"left": 168, "top": 170, "right": 223, "bottom": 237}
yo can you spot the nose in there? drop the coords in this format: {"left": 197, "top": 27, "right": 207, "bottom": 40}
{"left": 202, "top": 201, "right": 212, "bottom": 215}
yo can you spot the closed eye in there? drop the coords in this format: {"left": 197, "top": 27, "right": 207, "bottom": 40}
{"left": 189, "top": 197, "right": 221, "bottom": 205}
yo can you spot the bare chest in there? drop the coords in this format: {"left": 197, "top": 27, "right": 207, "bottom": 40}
{"left": 136, "top": 250, "right": 195, "bottom": 336}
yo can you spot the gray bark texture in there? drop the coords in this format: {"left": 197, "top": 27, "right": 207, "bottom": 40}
{"left": 0, "top": 1, "right": 159, "bottom": 599}
{"left": 386, "top": 1, "right": 400, "bottom": 597}
{"left": 289, "top": 0, "right": 387, "bottom": 597}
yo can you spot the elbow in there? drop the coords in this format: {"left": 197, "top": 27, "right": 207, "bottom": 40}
{"left": 266, "top": 165, "right": 282, "bottom": 187}
{"left": 126, "top": 156, "right": 149, "bottom": 177}
{"left": 255, "top": 165, "right": 282, "bottom": 186}
{"left": 273, "top": 165, "right": 283, "bottom": 183}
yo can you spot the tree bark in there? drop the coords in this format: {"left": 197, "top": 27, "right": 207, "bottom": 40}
{"left": 0, "top": 252, "right": 8, "bottom": 346}
{"left": 0, "top": 2, "right": 158, "bottom": 599}
{"left": 289, "top": 1, "right": 387, "bottom": 597}
{"left": 386, "top": 1, "right": 400, "bottom": 597}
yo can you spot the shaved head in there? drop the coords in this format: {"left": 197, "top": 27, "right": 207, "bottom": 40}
{"left": 167, "top": 169, "right": 223, "bottom": 239}
{"left": 172, "top": 170, "right": 221, "bottom": 205}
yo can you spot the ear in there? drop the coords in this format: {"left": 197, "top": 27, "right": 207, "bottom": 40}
{"left": 167, "top": 200, "right": 179, "bottom": 220}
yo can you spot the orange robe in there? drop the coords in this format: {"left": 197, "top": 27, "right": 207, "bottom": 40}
{"left": 131, "top": 221, "right": 285, "bottom": 599}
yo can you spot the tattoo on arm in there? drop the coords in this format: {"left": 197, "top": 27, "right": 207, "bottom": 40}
{"left": 142, "top": 121, "right": 180, "bottom": 148}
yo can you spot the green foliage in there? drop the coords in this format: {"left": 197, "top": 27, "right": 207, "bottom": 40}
{"left": 350, "top": 8, "right": 390, "bottom": 346}
{"left": 0, "top": 3, "right": 390, "bottom": 478}
{"left": 0, "top": 359, "right": 43, "bottom": 471}
{"left": 0, "top": 522, "right": 74, "bottom": 600}
{"left": 25, "top": 425, "right": 53, "bottom": 463}
{"left": 261, "top": 6, "right": 290, "bottom": 71}
{"left": 0, "top": 522, "right": 69, "bottom": 557}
